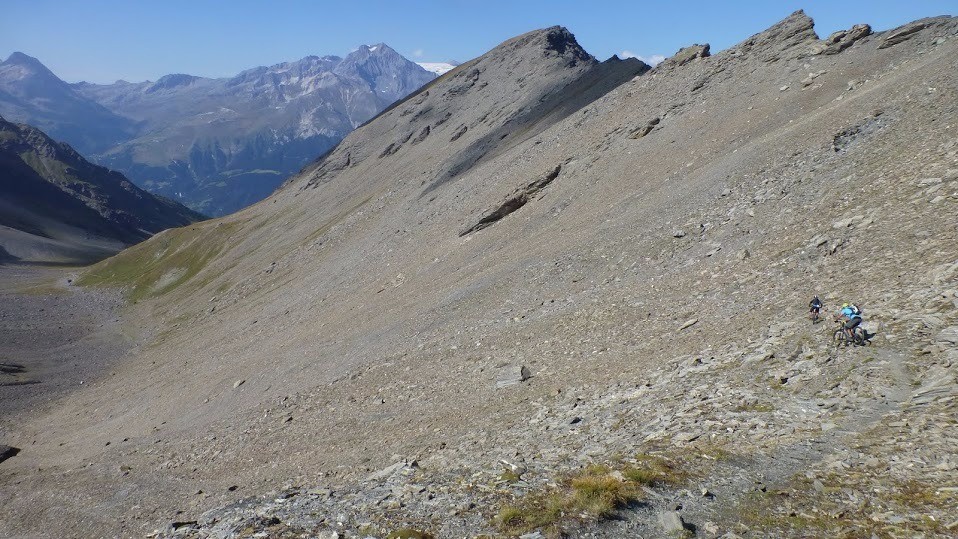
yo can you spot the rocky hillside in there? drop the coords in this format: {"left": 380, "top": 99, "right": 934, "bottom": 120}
{"left": 0, "top": 116, "right": 203, "bottom": 264}
{"left": 1, "top": 12, "right": 957, "bottom": 539}
{"left": 0, "top": 46, "right": 436, "bottom": 216}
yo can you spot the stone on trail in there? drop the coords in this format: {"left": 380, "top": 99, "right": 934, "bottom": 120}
{"left": 496, "top": 365, "right": 531, "bottom": 388}
{"left": 366, "top": 460, "right": 407, "bottom": 482}
{"left": 232, "top": 379, "right": 245, "bottom": 389}
{"left": 659, "top": 510, "right": 689, "bottom": 534}
{"left": 936, "top": 326, "right": 958, "bottom": 344}
{"left": 674, "top": 431, "right": 702, "bottom": 443}
{"left": 679, "top": 318, "right": 699, "bottom": 331}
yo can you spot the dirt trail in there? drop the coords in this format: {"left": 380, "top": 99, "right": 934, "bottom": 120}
{"left": 641, "top": 339, "right": 919, "bottom": 536}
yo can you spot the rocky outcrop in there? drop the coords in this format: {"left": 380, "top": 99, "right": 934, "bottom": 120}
{"left": 459, "top": 165, "right": 561, "bottom": 236}
{"left": 734, "top": 10, "right": 819, "bottom": 62}
{"left": 813, "top": 24, "right": 872, "bottom": 55}
{"left": 657, "top": 44, "right": 710, "bottom": 69}
{"left": 878, "top": 18, "right": 939, "bottom": 49}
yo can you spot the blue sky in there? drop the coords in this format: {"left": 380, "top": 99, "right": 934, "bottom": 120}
{"left": 1, "top": 0, "right": 955, "bottom": 83}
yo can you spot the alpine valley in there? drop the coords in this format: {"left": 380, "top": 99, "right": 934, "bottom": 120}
{"left": 0, "top": 45, "right": 436, "bottom": 216}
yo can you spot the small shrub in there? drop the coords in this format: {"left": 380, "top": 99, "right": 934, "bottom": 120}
{"left": 622, "top": 454, "right": 686, "bottom": 486}
{"left": 500, "top": 469, "right": 522, "bottom": 483}
{"left": 495, "top": 463, "right": 648, "bottom": 534}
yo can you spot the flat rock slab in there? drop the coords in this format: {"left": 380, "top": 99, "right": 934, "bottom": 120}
{"left": 0, "top": 445, "right": 20, "bottom": 464}
{"left": 658, "top": 510, "right": 690, "bottom": 534}
{"left": 496, "top": 365, "right": 531, "bottom": 389}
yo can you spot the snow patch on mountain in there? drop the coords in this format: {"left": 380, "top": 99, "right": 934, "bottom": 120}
{"left": 417, "top": 62, "right": 459, "bottom": 75}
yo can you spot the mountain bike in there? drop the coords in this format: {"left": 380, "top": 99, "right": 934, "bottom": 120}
{"left": 832, "top": 320, "right": 866, "bottom": 346}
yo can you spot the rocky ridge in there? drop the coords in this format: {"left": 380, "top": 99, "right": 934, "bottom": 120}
{"left": 1, "top": 11, "right": 957, "bottom": 539}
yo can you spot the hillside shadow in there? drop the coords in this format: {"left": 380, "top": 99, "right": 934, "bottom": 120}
{"left": 0, "top": 245, "right": 20, "bottom": 265}
{"left": 422, "top": 57, "right": 649, "bottom": 196}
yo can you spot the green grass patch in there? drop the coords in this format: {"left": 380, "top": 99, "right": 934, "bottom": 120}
{"left": 76, "top": 220, "right": 240, "bottom": 302}
{"left": 734, "top": 401, "right": 776, "bottom": 413}
{"left": 495, "top": 462, "right": 652, "bottom": 535}
{"left": 500, "top": 469, "right": 523, "bottom": 483}
{"left": 738, "top": 474, "right": 954, "bottom": 537}
{"left": 621, "top": 453, "right": 687, "bottom": 486}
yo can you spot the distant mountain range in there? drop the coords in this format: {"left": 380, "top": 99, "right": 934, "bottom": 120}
{"left": 0, "top": 46, "right": 437, "bottom": 216}
{"left": 0, "top": 115, "right": 202, "bottom": 264}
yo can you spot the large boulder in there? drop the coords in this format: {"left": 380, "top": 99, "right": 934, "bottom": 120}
{"left": 0, "top": 445, "right": 20, "bottom": 464}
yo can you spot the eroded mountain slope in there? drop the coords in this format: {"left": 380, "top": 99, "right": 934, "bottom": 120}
{"left": 1, "top": 12, "right": 956, "bottom": 538}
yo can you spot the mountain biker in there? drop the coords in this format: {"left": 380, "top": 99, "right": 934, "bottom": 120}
{"left": 809, "top": 296, "right": 823, "bottom": 320}
{"left": 836, "top": 302, "right": 863, "bottom": 341}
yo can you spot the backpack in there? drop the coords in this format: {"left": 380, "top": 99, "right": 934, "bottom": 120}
{"left": 850, "top": 304, "right": 862, "bottom": 316}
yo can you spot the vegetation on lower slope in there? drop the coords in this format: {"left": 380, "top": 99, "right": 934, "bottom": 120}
{"left": 495, "top": 454, "right": 690, "bottom": 535}
{"left": 77, "top": 220, "right": 238, "bottom": 302}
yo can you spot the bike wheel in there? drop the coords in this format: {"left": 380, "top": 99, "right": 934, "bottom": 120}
{"left": 855, "top": 327, "right": 867, "bottom": 346}
{"left": 833, "top": 328, "right": 846, "bottom": 346}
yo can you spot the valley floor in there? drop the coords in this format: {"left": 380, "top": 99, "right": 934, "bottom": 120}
{"left": 0, "top": 265, "right": 135, "bottom": 536}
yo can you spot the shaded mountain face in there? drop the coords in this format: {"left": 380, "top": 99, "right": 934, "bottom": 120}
{"left": 0, "top": 116, "right": 203, "bottom": 264}
{"left": 7, "top": 13, "right": 958, "bottom": 538}
{"left": 0, "top": 45, "right": 435, "bottom": 217}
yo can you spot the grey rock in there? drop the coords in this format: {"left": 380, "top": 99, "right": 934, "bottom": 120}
{"left": 879, "top": 19, "right": 934, "bottom": 49}
{"left": 679, "top": 318, "right": 699, "bottom": 331}
{"left": 814, "top": 24, "right": 872, "bottom": 55}
{"left": 0, "top": 445, "right": 20, "bottom": 463}
{"left": 367, "top": 461, "right": 407, "bottom": 482}
{"left": 659, "top": 44, "right": 710, "bottom": 69}
{"left": 936, "top": 326, "right": 958, "bottom": 344}
{"left": 659, "top": 510, "right": 689, "bottom": 534}
{"left": 496, "top": 365, "right": 532, "bottom": 388}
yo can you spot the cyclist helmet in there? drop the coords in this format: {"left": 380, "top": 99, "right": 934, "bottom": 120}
{"left": 841, "top": 303, "right": 849, "bottom": 308}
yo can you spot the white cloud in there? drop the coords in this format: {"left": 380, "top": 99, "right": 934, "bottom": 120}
{"left": 412, "top": 49, "right": 424, "bottom": 58}
{"left": 620, "top": 50, "right": 665, "bottom": 66}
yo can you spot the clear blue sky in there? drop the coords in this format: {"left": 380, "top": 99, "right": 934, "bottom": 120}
{"left": 2, "top": 0, "right": 955, "bottom": 83}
